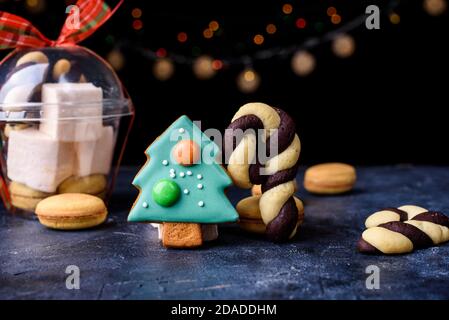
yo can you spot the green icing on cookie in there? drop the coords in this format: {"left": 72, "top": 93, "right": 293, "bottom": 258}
{"left": 128, "top": 115, "right": 239, "bottom": 224}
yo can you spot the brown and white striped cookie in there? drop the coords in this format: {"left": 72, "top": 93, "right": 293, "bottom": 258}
{"left": 364, "top": 205, "right": 428, "bottom": 228}
{"left": 358, "top": 211, "right": 449, "bottom": 254}
{"left": 225, "top": 103, "right": 302, "bottom": 242}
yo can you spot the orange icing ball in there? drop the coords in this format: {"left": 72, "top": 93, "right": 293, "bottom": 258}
{"left": 172, "top": 140, "right": 200, "bottom": 166}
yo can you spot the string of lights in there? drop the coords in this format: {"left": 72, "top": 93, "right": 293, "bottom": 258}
{"left": 108, "top": 0, "right": 406, "bottom": 93}
{"left": 4, "top": 0, "right": 446, "bottom": 94}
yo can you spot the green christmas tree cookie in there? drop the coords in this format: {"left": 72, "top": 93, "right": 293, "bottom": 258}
{"left": 128, "top": 115, "right": 238, "bottom": 248}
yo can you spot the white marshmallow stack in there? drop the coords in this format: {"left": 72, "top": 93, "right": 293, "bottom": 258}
{"left": 40, "top": 83, "right": 103, "bottom": 141}
{"left": 6, "top": 83, "right": 116, "bottom": 193}
{"left": 7, "top": 129, "right": 75, "bottom": 193}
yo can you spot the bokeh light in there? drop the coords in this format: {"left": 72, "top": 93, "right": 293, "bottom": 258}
{"left": 177, "top": 32, "right": 188, "bottom": 43}
{"left": 332, "top": 34, "right": 356, "bottom": 58}
{"left": 295, "top": 18, "right": 306, "bottom": 29}
{"left": 291, "top": 51, "right": 315, "bottom": 76}
{"left": 253, "top": 34, "right": 264, "bottom": 45}
{"left": 107, "top": 50, "right": 125, "bottom": 71}
{"left": 266, "top": 24, "right": 277, "bottom": 34}
{"left": 423, "top": 0, "right": 447, "bottom": 15}
{"left": 209, "top": 21, "right": 220, "bottom": 31}
{"left": 389, "top": 13, "right": 401, "bottom": 24}
{"left": 327, "top": 7, "right": 337, "bottom": 16}
{"left": 203, "top": 28, "right": 213, "bottom": 39}
{"left": 193, "top": 56, "right": 216, "bottom": 79}
{"left": 131, "top": 8, "right": 142, "bottom": 19}
{"left": 331, "top": 14, "right": 342, "bottom": 24}
{"left": 26, "top": 0, "right": 46, "bottom": 14}
{"left": 153, "top": 58, "right": 175, "bottom": 81}
{"left": 237, "top": 69, "right": 260, "bottom": 93}
{"left": 282, "top": 4, "right": 293, "bottom": 14}
{"left": 212, "top": 59, "right": 224, "bottom": 71}
{"left": 156, "top": 48, "right": 167, "bottom": 58}
{"left": 132, "top": 19, "right": 143, "bottom": 31}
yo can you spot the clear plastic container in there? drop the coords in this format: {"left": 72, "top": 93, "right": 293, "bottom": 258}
{"left": 0, "top": 46, "right": 134, "bottom": 216}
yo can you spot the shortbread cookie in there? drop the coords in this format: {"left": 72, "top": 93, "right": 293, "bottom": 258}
{"left": 155, "top": 223, "right": 219, "bottom": 242}
{"left": 35, "top": 193, "right": 107, "bottom": 230}
{"left": 9, "top": 181, "right": 53, "bottom": 211}
{"left": 57, "top": 174, "right": 107, "bottom": 197}
{"left": 162, "top": 223, "right": 203, "bottom": 248}
{"left": 304, "top": 163, "right": 356, "bottom": 194}
{"left": 225, "top": 103, "right": 302, "bottom": 242}
{"left": 358, "top": 211, "right": 449, "bottom": 254}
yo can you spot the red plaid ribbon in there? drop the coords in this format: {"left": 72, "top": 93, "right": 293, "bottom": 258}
{"left": 0, "top": 0, "right": 123, "bottom": 49}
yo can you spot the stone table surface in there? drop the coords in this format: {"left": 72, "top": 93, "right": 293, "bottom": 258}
{"left": 1, "top": 166, "right": 448, "bottom": 300}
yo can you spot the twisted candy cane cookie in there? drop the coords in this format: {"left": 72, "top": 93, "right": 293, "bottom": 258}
{"left": 225, "top": 103, "right": 302, "bottom": 242}
{"left": 358, "top": 206, "right": 449, "bottom": 254}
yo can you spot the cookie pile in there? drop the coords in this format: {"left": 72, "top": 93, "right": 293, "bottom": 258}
{"left": 1, "top": 50, "right": 115, "bottom": 211}
{"left": 358, "top": 205, "right": 449, "bottom": 254}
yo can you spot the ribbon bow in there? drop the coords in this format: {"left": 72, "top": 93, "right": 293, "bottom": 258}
{"left": 0, "top": 0, "right": 123, "bottom": 49}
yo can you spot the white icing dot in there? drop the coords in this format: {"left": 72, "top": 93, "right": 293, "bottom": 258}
{"left": 183, "top": 189, "right": 189, "bottom": 195}
{"left": 179, "top": 172, "right": 185, "bottom": 178}
{"left": 142, "top": 202, "right": 149, "bottom": 208}
{"left": 198, "top": 201, "right": 204, "bottom": 207}
{"left": 169, "top": 173, "right": 176, "bottom": 178}
{"left": 197, "top": 183, "right": 203, "bottom": 190}
{"left": 197, "top": 174, "right": 203, "bottom": 180}
{"left": 178, "top": 128, "right": 185, "bottom": 133}
{"left": 186, "top": 171, "right": 193, "bottom": 176}
{"left": 169, "top": 168, "right": 175, "bottom": 173}
{"left": 162, "top": 160, "right": 168, "bottom": 166}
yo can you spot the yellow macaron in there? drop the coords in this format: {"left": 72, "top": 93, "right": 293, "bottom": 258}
{"left": 304, "top": 162, "right": 356, "bottom": 194}
{"left": 35, "top": 193, "right": 107, "bottom": 230}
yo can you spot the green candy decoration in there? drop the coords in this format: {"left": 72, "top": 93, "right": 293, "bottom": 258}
{"left": 152, "top": 179, "right": 181, "bottom": 207}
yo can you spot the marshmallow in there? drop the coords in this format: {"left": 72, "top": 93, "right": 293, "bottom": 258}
{"left": 40, "top": 83, "right": 103, "bottom": 141}
{"left": 75, "top": 126, "right": 115, "bottom": 177}
{"left": 7, "top": 128, "right": 75, "bottom": 193}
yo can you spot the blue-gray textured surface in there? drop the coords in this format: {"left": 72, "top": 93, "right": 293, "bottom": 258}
{"left": 0, "top": 165, "right": 448, "bottom": 300}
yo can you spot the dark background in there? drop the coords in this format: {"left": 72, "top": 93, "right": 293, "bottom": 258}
{"left": 1, "top": 0, "right": 448, "bottom": 165}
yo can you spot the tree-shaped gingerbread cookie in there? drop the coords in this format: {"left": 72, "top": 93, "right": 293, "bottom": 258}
{"left": 128, "top": 115, "right": 238, "bottom": 248}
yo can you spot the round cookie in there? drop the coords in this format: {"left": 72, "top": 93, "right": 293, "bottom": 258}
{"left": 57, "top": 175, "right": 107, "bottom": 197}
{"left": 35, "top": 193, "right": 107, "bottom": 230}
{"left": 9, "top": 181, "right": 53, "bottom": 211}
{"left": 304, "top": 162, "right": 356, "bottom": 194}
